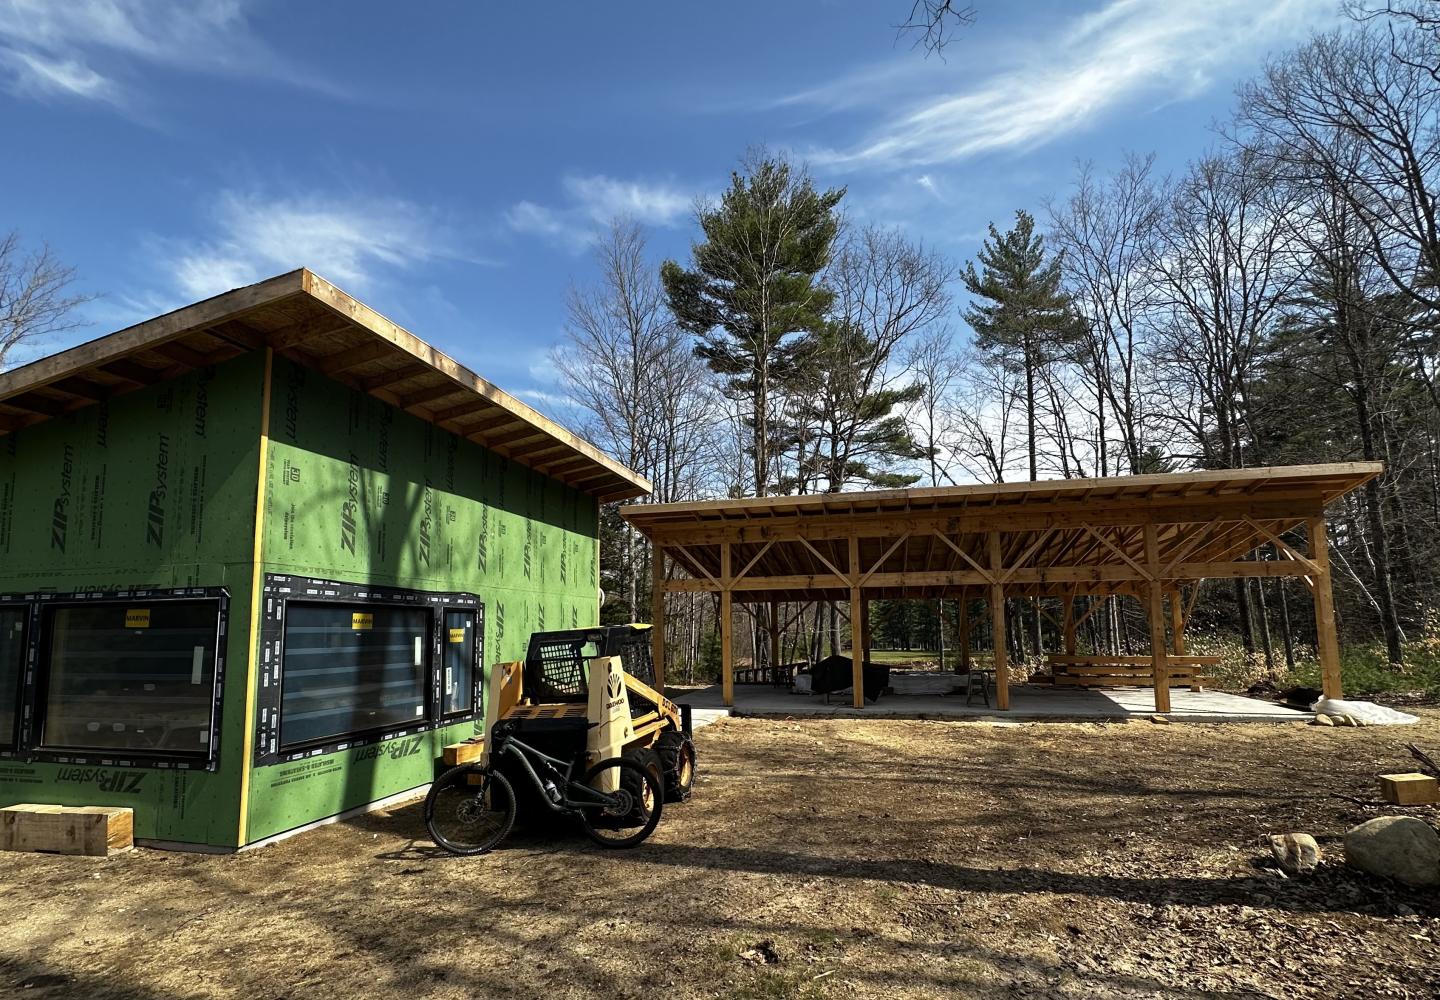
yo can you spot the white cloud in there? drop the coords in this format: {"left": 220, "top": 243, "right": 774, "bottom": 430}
{"left": 0, "top": 0, "right": 322, "bottom": 108}
{"left": 166, "top": 189, "right": 459, "bottom": 300}
{"left": 0, "top": 48, "right": 118, "bottom": 102}
{"left": 506, "top": 173, "right": 694, "bottom": 251}
{"left": 797, "top": 0, "right": 1340, "bottom": 169}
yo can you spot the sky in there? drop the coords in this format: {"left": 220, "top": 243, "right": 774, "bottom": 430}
{"left": 0, "top": 0, "right": 1351, "bottom": 418}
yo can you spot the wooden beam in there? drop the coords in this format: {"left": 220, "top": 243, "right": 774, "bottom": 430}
{"left": 768, "top": 601, "right": 780, "bottom": 675}
{"left": 989, "top": 532, "right": 1009, "bottom": 710}
{"left": 660, "top": 559, "right": 1314, "bottom": 593}
{"left": 1308, "top": 515, "right": 1343, "bottom": 700}
{"left": 1145, "top": 524, "right": 1170, "bottom": 713}
{"left": 958, "top": 597, "right": 971, "bottom": 672}
{"left": 799, "top": 537, "right": 850, "bottom": 583}
{"left": 721, "top": 542, "right": 734, "bottom": 708}
{"left": 850, "top": 535, "right": 865, "bottom": 709}
{"left": 933, "top": 531, "right": 994, "bottom": 583}
{"left": 640, "top": 497, "right": 1332, "bottom": 547}
{"left": 319, "top": 341, "right": 393, "bottom": 376}
{"left": 268, "top": 315, "right": 352, "bottom": 351}
{"left": 1063, "top": 592, "right": 1077, "bottom": 656}
{"left": 651, "top": 542, "right": 666, "bottom": 694}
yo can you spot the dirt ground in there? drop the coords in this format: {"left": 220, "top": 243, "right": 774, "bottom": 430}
{"left": 3, "top": 714, "right": 1439, "bottom": 1000}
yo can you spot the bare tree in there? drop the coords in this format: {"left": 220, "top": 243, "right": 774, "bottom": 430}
{"left": 896, "top": 1, "right": 977, "bottom": 58}
{"left": 0, "top": 232, "right": 91, "bottom": 372}
{"left": 1239, "top": 26, "right": 1440, "bottom": 314}
{"left": 1148, "top": 150, "right": 1299, "bottom": 654}
{"left": 1048, "top": 154, "right": 1165, "bottom": 475}
{"left": 555, "top": 219, "right": 715, "bottom": 620}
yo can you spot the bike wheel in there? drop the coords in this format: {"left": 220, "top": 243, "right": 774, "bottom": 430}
{"left": 576, "top": 757, "right": 663, "bottom": 849}
{"left": 425, "top": 764, "right": 516, "bottom": 856}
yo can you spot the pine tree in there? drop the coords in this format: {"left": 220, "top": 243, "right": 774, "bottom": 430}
{"left": 789, "top": 320, "right": 925, "bottom": 492}
{"left": 661, "top": 153, "right": 845, "bottom": 496}
{"left": 962, "top": 210, "right": 1080, "bottom": 481}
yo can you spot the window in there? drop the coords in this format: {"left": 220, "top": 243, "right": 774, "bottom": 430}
{"left": 1, "top": 606, "right": 25, "bottom": 749}
{"left": 40, "top": 599, "right": 220, "bottom": 759}
{"left": 254, "top": 575, "right": 483, "bottom": 765}
{"left": 441, "top": 609, "right": 478, "bottom": 716}
{"left": 280, "top": 603, "right": 430, "bottom": 749}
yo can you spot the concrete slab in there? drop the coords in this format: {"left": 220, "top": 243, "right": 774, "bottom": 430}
{"left": 674, "top": 677, "right": 1306, "bottom": 725}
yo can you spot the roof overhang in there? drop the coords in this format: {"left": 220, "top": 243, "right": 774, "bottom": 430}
{"left": 0, "top": 269, "right": 651, "bottom": 503}
{"left": 621, "top": 464, "right": 1381, "bottom": 602}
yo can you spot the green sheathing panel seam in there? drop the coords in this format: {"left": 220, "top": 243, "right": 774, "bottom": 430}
{"left": 0, "top": 354, "right": 266, "bottom": 848}
{"left": 245, "top": 356, "right": 600, "bottom": 843}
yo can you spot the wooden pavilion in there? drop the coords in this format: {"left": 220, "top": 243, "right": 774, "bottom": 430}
{"left": 621, "top": 463, "right": 1381, "bottom": 712}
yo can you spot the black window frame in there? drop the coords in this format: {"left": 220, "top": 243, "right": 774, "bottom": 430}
{"left": 27, "top": 587, "right": 229, "bottom": 771}
{"left": 254, "top": 575, "right": 483, "bottom": 766}
{"left": 0, "top": 598, "right": 33, "bottom": 755}
{"left": 438, "top": 605, "right": 482, "bottom": 721}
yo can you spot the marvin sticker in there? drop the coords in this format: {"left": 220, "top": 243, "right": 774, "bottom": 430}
{"left": 351, "top": 612, "right": 373, "bottom": 630}
{"left": 448, "top": 627, "right": 466, "bottom": 644}
{"left": 125, "top": 608, "right": 151, "bottom": 629}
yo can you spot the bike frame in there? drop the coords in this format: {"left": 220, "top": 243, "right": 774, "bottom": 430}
{"left": 492, "top": 733, "right": 619, "bottom": 814}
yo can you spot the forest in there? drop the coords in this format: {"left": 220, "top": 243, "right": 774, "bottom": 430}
{"left": 553, "top": 5, "right": 1440, "bottom": 699}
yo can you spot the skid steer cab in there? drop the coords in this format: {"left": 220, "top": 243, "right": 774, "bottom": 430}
{"left": 480, "top": 624, "right": 696, "bottom": 806}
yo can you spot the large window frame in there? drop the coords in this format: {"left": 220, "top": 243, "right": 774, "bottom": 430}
{"left": 13, "top": 587, "right": 229, "bottom": 771}
{"left": 254, "top": 575, "right": 483, "bottom": 766}
{"left": 0, "top": 598, "right": 33, "bottom": 755}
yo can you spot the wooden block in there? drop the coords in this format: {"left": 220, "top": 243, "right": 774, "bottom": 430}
{"left": 0, "top": 804, "right": 133, "bottom": 856}
{"left": 1380, "top": 772, "right": 1440, "bottom": 806}
{"left": 442, "top": 738, "right": 485, "bottom": 767}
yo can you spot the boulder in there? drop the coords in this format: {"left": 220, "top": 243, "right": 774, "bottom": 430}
{"left": 1267, "top": 833, "right": 1322, "bottom": 874}
{"left": 1344, "top": 816, "right": 1440, "bottom": 887}
{"left": 1312, "top": 713, "right": 1334, "bottom": 727}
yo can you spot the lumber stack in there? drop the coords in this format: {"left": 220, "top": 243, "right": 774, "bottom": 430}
{"left": 1048, "top": 654, "right": 1220, "bottom": 689}
{"left": 0, "top": 804, "right": 133, "bottom": 856}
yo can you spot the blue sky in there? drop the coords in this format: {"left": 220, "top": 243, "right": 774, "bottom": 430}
{"left": 1, "top": 0, "right": 1348, "bottom": 412}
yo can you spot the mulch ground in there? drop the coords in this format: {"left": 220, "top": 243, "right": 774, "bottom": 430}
{"left": 2, "top": 712, "right": 1439, "bottom": 999}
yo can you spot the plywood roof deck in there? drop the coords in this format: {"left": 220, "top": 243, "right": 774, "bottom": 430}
{"left": 621, "top": 464, "right": 1380, "bottom": 602}
{"left": 0, "top": 269, "right": 651, "bottom": 502}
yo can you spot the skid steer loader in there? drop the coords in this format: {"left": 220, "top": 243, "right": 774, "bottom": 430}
{"left": 473, "top": 624, "right": 696, "bottom": 807}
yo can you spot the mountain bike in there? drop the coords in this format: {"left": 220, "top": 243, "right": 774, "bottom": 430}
{"left": 424, "top": 717, "right": 663, "bottom": 854}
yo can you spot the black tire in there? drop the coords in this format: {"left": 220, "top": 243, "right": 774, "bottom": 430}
{"left": 424, "top": 764, "right": 516, "bottom": 856}
{"left": 576, "top": 757, "right": 663, "bottom": 849}
{"left": 628, "top": 746, "right": 665, "bottom": 788}
{"left": 655, "top": 730, "right": 696, "bottom": 803}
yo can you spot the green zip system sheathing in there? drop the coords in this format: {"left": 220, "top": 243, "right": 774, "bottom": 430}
{"left": 0, "top": 353, "right": 600, "bottom": 849}
{"left": 0, "top": 354, "right": 263, "bottom": 846}
{"left": 244, "top": 356, "right": 598, "bottom": 843}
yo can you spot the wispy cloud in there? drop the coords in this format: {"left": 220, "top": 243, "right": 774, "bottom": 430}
{"left": 0, "top": 0, "right": 328, "bottom": 109}
{"left": 506, "top": 173, "right": 694, "bottom": 250}
{"left": 796, "top": 0, "right": 1339, "bottom": 169}
{"left": 159, "top": 189, "right": 465, "bottom": 301}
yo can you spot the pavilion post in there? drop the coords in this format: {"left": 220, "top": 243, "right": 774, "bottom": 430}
{"left": 1169, "top": 586, "right": 1196, "bottom": 691}
{"left": 1144, "top": 524, "right": 1170, "bottom": 713}
{"left": 1307, "top": 515, "right": 1344, "bottom": 700}
{"left": 651, "top": 541, "right": 666, "bottom": 693}
{"left": 1062, "top": 591, "right": 1077, "bottom": 656}
{"left": 958, "top": 595, "right": 971, "bottom": 674}
{"left": 720, "top": 541, "right": 733, "bottom": 707}
{"left": 849, "top": 536, "right": 865, "bottom": 708}
{"left": 768, "top": 600, "right": 781, "bottom": 683}
{"left": 989, "top": 532, "right": 1010, "bottom": 710}
{"left": 860, "top": 597, "right": 872, "bottom": 665}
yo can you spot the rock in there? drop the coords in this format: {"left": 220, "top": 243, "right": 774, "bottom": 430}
{"left": 1150, "top": 714, "right": 1170, "bottom": 725}
{"left": 1312, "top": 713, "right": 1334, "bottom": 726}
{"left": 1267, "top": 833, "right": 1322, "bottom": 874}
{"left": 1344, "top": 816, "right": 1440, "bottom": 887}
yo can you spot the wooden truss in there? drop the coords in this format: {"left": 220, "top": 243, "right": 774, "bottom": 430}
{"left": 624, "top": 464, "right": 1380, "bottom": 712}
